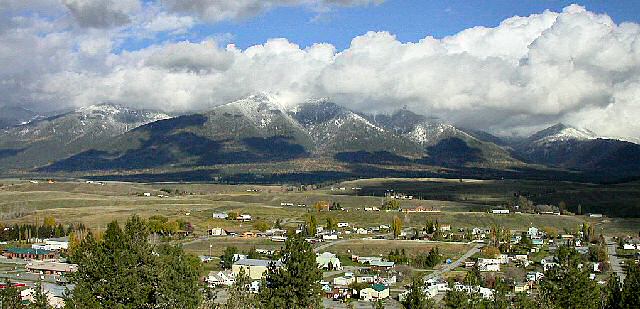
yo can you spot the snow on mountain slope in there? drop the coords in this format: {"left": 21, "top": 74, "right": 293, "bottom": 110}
{"left": 0, "top": 103, "right": 170, "bottom": 169}
{"left": 529, "top": 123, "right": 597, "bottom": 144}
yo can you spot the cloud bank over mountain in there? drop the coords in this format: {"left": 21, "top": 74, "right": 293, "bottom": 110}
{"left": 1, "top": 2, "right": 639, "bottom": 139}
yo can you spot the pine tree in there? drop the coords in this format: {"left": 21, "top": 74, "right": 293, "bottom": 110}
{"left": 539, "top": 247, "right": 602, "bottom": 309}
{"left": 221, "top": 246, "right": 238, "bottom": 269}
{"left": 0, "top": 279, "right": 24, "bottom": 309}
{"left": 401, "top": 276, "right": 434, "bottom": 309}
{"left": 31, "top": 281, "right": 50, "bottom": 309}
{"left": 65, "top": 215, "right": 203, "bottom": 308}
{"left": 621, "top": 261, "right": 640, "bottom": 308}
{"left": 225, "top": 268, "right": 256, "bottom": 309}
{"left": 258, "top": 234, "right": 322, "bottom": 308}
{"left": 604, "top": 273, "right": 622, "bottom": 309}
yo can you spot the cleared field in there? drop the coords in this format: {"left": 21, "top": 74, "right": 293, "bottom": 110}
{"left": 321, "top": 239, "right": 473, "bottom": 260}
{"left": 0, "top": 179, "right": 637, "bottom": 237}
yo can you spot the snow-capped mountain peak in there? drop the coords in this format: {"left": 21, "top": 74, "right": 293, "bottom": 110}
{"left": 530, "top": 123, "right": 597, "bottom": 143}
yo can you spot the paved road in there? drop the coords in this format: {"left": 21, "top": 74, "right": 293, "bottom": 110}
{"left": 605, "top": 236, "right": 626, "bottom": 283}
{"left": 424, "top": 243, "right": 484, "bottom": 280}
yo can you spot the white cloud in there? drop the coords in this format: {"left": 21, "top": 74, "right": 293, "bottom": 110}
{"left": 2, "top": 4, "right": 640, "bottom": 140}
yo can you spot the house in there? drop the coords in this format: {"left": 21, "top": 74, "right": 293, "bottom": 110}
{"left": 25, "top": 261, "right": 77, "bottom": 275}
{"left": 369, "top": 260, "right": 395, "bottom": 270}
{"left": 236, "top": 214, "right": 252, "bottom": 222}
{"left": 3, "top": 248, "right": 58, "bottom": 260}
{"left": 31, "top": 237, "right": 69, "bottom": 251}
{"left": 337, "top": 222, "right": 349, "bottom": 228}
{"left": 528, "top": 227, "right": 539, "bottom": 238}
{"left": 514, "top": 283, "right": 530, "bottom": 293}
{"left": 623, "top": 244, "right": 636, "bottom": 250}
{"left": 143, "top": 192, "right": 151, "bottom": 197}
{"left": 542, "top": 259, "right": 558, "bottom": 272}
{"left": 360, "top": 284, "right": 389, "bottom": 301}
{"left": 356, "top": 228, "right": 368, "bottom": 235}
{"left": 333, "top": 275, "right": 355, "bottom": 286}
{"left": 353, "top": 256, "right": 382, "bottom": 264}
{"left": 322, "top": 234, "right": 338, "bottom": 241}
{"left": 316, "top": 252, "right": 342, "bottom": 270}
{"left": 271, "top": 236, "right": 287, "bottom": 242}
{"left": 212, "top": 213, "right": 228, "bottom": 219}
{"left": 492, "top": 209, "right": 510, "bottom": 214}
{"left": 208, "top": 228, "right": 227, "bottom": 236}
{"left": 206, "top": 270, "right": 235, "bottom": 287}
{"left": 232, "top": 259, "right": 282, "bottom": 280}
{"left": 439, "top": 224, "right": 451, "bottom": 232}
{"left": 527, "top": 272, "right": 544, "bottom": 282}
{"left": 240, "top": 232, "right": 256, "bottom": 238}
{"left": 464, "top": 261, "right": 476, "bottom": 268}
{"left": 588, "top": 213, "right": 603, "bottom": 218}
{"left": 478, "top": 263, "right": 500, "bottom": 272}
{"left": 356, "top": 276, "right": 376, "bottom": 283}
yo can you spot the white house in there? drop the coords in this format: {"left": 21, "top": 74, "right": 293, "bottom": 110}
{"left": 623, "top": 244, "right": 636, "bottom": 250}
{"left": 31, "top": 237, "right": 69, "bottom": 251}
{"left": 316, "top": 252, "right": 342, "bottom": 270}
{"left": 212, "top": 213, "right": 228, "bottom": 219}
{"left": 528, "top": 227, "right": 539, "bottom": 238}
{"left": 208, "top": 228, "right": 227, "bottom": 236}
{"left": 236, "top": 214, "right": 252, "bottom": 222}
{"left": 492, "top": 209, "right": 510, "bottom": 214}
{"left": 333, "top": 275, "right": 355, "bottom": 286}
{"left": 479, "top": 263, "right": 500, "bottom": 272}
{"left": 337, "top": 222, "right": 349, "bottom": 228}
{"left": 206, "top": 270, "right": 236, "bottom": 287}
{"left": 356, "top": 228, "right": 368, "bottom": 235}
{"left": 322, "top": 234, "right": 338, "bottom": 240}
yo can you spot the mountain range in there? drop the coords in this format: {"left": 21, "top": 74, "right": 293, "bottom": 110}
{"left": 1, "top": 94, "right": 639, "bottom": 183}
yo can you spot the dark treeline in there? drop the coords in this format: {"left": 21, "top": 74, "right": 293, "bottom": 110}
{"left": 0, "top": 222, "right": 86, "bottom": 241}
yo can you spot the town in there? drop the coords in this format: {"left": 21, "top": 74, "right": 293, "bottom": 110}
{"left": 0, "top": 178, "right": 638, "bottom": 308}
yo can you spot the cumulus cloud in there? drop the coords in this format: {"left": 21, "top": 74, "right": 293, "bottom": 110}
{"left": 63, "top": 0, "right": 141, "bottom": 28}
{"left": 160, "top": 0, "right": 384, "bottom": 23}
{"left": 2, "top": 4, "right": 640, "bottom": 139}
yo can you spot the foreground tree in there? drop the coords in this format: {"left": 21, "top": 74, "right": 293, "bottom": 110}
{"left": 65, "top": 215, "right": 202, "bottom": 308}
{"left": 258, "top": 234, "right": 322, "bottom": 308}
{"left": 0, "top": 279, "right": 23, "bottom": 309}
{"left": 401, "top": 276, "right": 434, "bottom": 309}
{"left": 621, "top": 261, "right": 640, "bottom": 308}
{"left": 225, "top": 268, "right": 256, "bottom": 309}
{"left": 538, "top": 247, "right": 602, "bottom": 309}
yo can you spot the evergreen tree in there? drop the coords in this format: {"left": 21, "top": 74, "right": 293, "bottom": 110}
{"left": 539, "top": 247, "right": 601, "bottom": 309}
{"left": 0, "top": 279, "right": 24, "bottom": 309}
{"left": 258, "top": 234, "right": 322, "bottom": 308}
{"left": 30, "top": 281, "right": 51, "bottom": 309}
{"left": 604, "top": 273, "right": 622, "bottom": 309}
{"left": 401, "top": 276, "right": 434, "bottom": 309}
{"left": 221, "top": 246, "right": 238, "bottom": 269}
{"left": 621, "top": 261, "right": 640, "bottom": 309}
{"left": 65, "top": 215, "right": 203, "bottom": 308}
{"left": 225, "top": 268, "right": 256, "bottom": 309}
{"left": 443, "top": 289, "right": 468, "bottom": 309}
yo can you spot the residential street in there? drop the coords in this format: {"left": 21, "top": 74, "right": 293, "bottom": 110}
{"left": 424, "top": 243, "right": 484, "bottom": 280}
{"left": 605, "top": 236, "right": 626, "bottom": 283}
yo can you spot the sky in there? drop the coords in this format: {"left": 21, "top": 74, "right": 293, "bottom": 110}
{"left": 1, "top": 0, "right": 640, "bottom": 138}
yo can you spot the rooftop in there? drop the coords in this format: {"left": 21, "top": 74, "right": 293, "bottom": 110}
{"left": 234, "top": 258, "right": 282, "bottom": 268}
{"left": 4, "top": 247, "right": 53, "bottom": 255}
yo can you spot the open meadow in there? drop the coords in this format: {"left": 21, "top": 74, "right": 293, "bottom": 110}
{"left": 1, "top": 177, "right": 639, "bottom": 259}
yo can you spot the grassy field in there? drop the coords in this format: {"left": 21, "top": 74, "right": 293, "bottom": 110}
{"left": 1, "top": 179, "right": 638, "bottom": 240}
{"left": 334, "top": 178, "right": 640, "bottom": 218}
